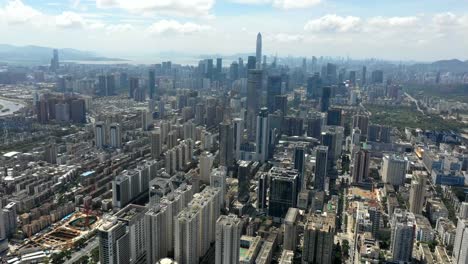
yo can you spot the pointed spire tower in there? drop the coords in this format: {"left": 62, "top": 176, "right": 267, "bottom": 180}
{"left": 256, "top": 32, "right": 262, "bottom": 69}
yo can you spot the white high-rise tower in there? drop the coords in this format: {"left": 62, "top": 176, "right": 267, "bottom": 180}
{"left": 256, "top": 32, "right": 262, "bottom": 69}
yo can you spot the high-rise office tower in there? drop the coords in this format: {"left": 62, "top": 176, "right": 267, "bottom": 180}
{"left": 453, "top": 218, "right": 468, "bottom": 264}
{"left": 70, "top": 99, "right": 86, "bottom": 123}
{"left": 256, "top": 33, "right": 262, "bottom": 69}
{"left": 120, "top": 72, "right": 129, "bottom": 90}
{"left": 352, "top": 114, "right": 369, "bottom": 139}
{"left": 199, "top": 151, "right": 214, "bottom": 184}
{"left": 149, "top": 69, "right": 156, "bottom": 99}
{"left": 284, "top": 208, "right": 299, "bottom": 251}
{"left": 109, "top": 123, "right": 122, "bottom": 149}
{"left": 247, "top": 56, "right": 256, "bottom": 70}
{"left": 294, "top": 143, "right": 306, "bottom": 190}
{"left": 302, "top": 212, "right": 336, "bottom": 264}
{"left": 115, "top": 204, "right": 148, "bottom": 264}
{"left": 307, "top": 112, "right": 324, "bottom": 139}
{"left": 233, "top": 118, "right": 243, "bottom": 160}
{"left": 321, "top": 126, "right": 344, "bottom": 162}
{"left": 351, "top": 148, "right": 370, "bottom": 183}
{"left": 129, "top": 77, "right": 139, "bottom": 98}
{"left": 320, "top": 86, "right": 332, "bottom": 112}
{"left": 390, "top": 209, "right": 415, "bottom": 263}
{"left": 247, "top": 69, "right": 263, "bottom": 141}
{"left": 274, "top": 95, "right": 288, "bottom": 115}
{"left": 267, "top": 75, "right": 282, "bottom": 112}
{"left": 216, "top": 58, "right": 222, "bottom": 80}
{"left": 349, "top": 71, "right": 356, "bottom": 85}
{"left": 230, "top": 61, "right": 239, "bottom": 81}
{"left": 382, "top": 155, "right": 408, "bottom": 186}
{"left": 307, "top": 73, "right": 322, "bottom": 99}
{"left": 326, "top": 108, "right": 342, "bottom": 126}
{"left": 371, "top": 70, "right": 384, "bottom": 84}
{"left": 206, "top": 58, "right": 214, "bottom": 80}
{"left": 95, "top": 121, "right": 106, "bottom": 148}
{"left": 106, "top": 74, "right": 115, "bottom": 96}
{"left": 256, "top": 107, "right": 270, "bottom": 162}
{"left": 219, "top": 121, "right": 234, "bottom": 167}
{"left": 409, "top": 172, "right": 426, "bottom": 214}
{"left": 361, "top": 66, "right": 367, "bottom": 86}
{"left": 215, "top": 215, "right": 241, "bottom": 264}
{"left": 151, "top": 129, "right": 162, "bottom": 159}
{"left": 238, "top": 160, "right": 251, "bottom": 203}
{"left": 326, "top": 63, "right": 337, "bottom": 85}
{"left": 268, "top": 167, "right": 299, "bottom": 219}
{"left": 98, "top": 216, "right": 130, "bottom": 264}
{"left": 257, "top": 173, "right": 268, "bottom": 211}
{"left": 50, "top": 49, "right": 59, "bottom": 72}
{"left": 314, "top": 146, "right": 328, "bottom": 191}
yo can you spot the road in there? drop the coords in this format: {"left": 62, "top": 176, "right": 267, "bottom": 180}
{"left": 64, "top": 237, "right": 98, "bottom": 264}
{"left": 404, "top": 92, "right": 425, "bottom": 115}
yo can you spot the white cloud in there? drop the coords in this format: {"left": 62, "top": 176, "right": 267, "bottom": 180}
{"left": 433, "top": 12, "right": 461, "bottom": 27}
{"left": 268, "top": 33, "right": 305, "bottom": 43}
{"left": 0, "top": 0, "right": 45, "bottom": 25}
{"left": 304, "top": 15, "right": 361, "bottom": 33}
{"left": 55, "top": 11, "right": 86, "bottom": 28}
{"left": 146, "top": 20, "right": 212, "bottom": 35}
{"left": 272, "top": 0, "right": 321, "bottom": 9}
{"left": 95, "top": 0, "right": 215, "bottom": 17}
{"left": 230, "top": 0, "right": 321, "bottom": 9}
{"left": 367, "top": 16, "right": 419, "bottom": 28}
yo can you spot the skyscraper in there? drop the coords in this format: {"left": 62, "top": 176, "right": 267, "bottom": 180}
{"left": 268, "top": 167, "right": 299, "bottom": 219}
{"left": 233, "top": 118, "right": 243, "bottom": 160}
{"left": 361, "top": 66, "right": 367, "bottom": 86}
{"left": 453, "top": 218, "right": 468, "bottom": 264}
{"left": 351, "top": 148, "right": 370, "bottom": 184}
{"left": 238, "top": 160, "right": 251, "bottom": 203}
{"left": 256, "top": 107, "right": 270, "bottom": 162}
{"left": 50, "top": 49, "right": 59, "bottom": 72}
{"left": 215, "top": 215, "right": 241, "bottom": 264}
{"left": 326, "top": 108, "right": 342, "bottom": 126}
{"left": 98, "top": 216, "right": 130, "bottom": 264}
{"left": 148, "top": 69, "right": 156, "bottom": 99}
{"left": 219, "top": 121, "right": 234, "bottom": 167}
{"left": 284, "top": 208, "right": 299, "bottom": 251}
{"left": 151, "top": 129, "right": 162, "bottom": 159}
{"left": 247, "top": 56, "right": 256, "bottom": 70}
{"left": 294, "top": 143, "right": 306, "bottom": 190}
{"left": 115, "top": 204, "right": 148, "bottom": 264}
{"left": 267, "top": 75, "right": 282, "bottom": 113}
{"left": 302, "top": 212, "right": 336, "bottom": 264}
{"left": 257, "top": 173, "right": 268, "bottom": 212}
{"left": 409, "top": 172, "right": 426, "bottom": 214}
{"left": 382, "top": 155, "right": 408, "bottom": 186}
{"left": 320, "top": 86, "right": 332, "bottom": 112}
{"left": 314, "top": 146, "right": 328, "bottom": 191}
{"left": 94, "top": 122, "right": 106, "bottom": 149}
{"left": 247, "top": 69, "right": 263, "bottom": 141}
{"left": 307, "top": 73, "right": 322, "bottom": 99}
{"left": 199, "top": 151, "right": 214, "bottom": 184}
{"left": 390, "top": 209, "right": 415, "bottom": 263}
{"left": 256, "top": 32, "right": 262, "bottom": 69}
{"left": 109, "top": 123, "right": 122, "bottom": 149}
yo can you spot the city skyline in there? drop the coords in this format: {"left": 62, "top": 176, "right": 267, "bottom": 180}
{"left": 0, "top": 0, "right": 467, "bottom": 61}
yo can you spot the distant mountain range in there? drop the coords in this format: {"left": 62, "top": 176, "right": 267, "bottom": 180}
{"left": 412, "top": 59, "right": 468, "bottom": 73}
{"left": 0, "top": 44, "right": 125, "bottom": 64}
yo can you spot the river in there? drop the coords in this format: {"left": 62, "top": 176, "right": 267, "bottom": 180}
{"left": 0, "top": 98, "right": 25, "bottom": 116}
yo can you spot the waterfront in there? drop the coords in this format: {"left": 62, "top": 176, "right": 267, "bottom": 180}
{"left": 0, "top": 97, "right": 25, "bottom": 116}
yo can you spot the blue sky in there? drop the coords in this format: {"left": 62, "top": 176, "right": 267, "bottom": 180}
{"left": 0, "top": 0, "right": 467, "bottom": 61}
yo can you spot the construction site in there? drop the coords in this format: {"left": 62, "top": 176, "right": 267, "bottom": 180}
{"left": 19, "top": 212, "right": 102, "bottom": 252}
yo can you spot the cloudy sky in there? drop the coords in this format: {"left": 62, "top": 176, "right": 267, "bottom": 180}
{"left": 0, "top": 0, "right": 467, "bottom": 61}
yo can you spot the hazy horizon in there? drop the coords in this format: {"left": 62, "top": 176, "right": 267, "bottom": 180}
{"left": 0, "top": 0, "right": 467, "bottom": 61}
